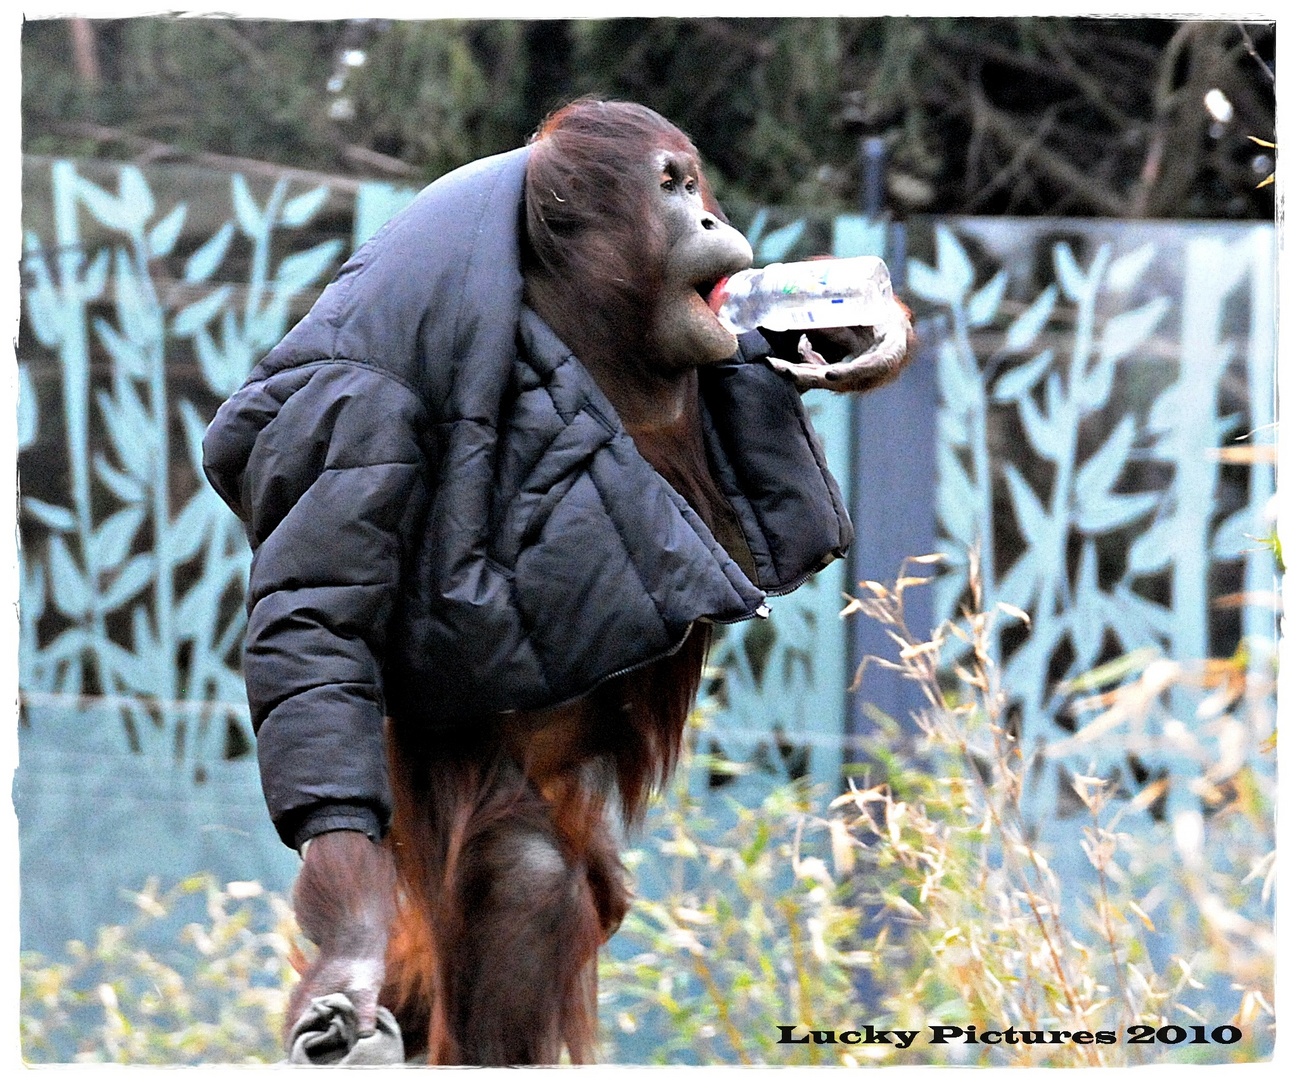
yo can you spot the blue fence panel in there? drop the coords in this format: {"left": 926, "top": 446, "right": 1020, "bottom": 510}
{"left": 18, "top": 157, "right": 354, "bottom": 950}
{"left": 16, "top": 157, "right": 1277, "bottom": 1051}
{"left": 15, "top": 160, "right": 859, "bottom": 954}
{"left": 905, "top": 218, "right": 1276, "bottom": 829}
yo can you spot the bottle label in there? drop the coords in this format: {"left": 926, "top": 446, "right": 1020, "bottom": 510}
{"left": 713, "top": 255, "right": 895, "bottom": 333}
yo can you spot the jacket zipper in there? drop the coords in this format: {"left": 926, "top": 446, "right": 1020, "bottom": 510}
{"left": 536, "top": 586, "right": 780, "bottom": 715}
{"left": 508, "top": 556, "right": 830, "bottom": 715}
{"left": 762, "top": 563, "right": 822, "bottom": 598}
{"left": 537, "top": 622, "right": 699, "bottom": 714}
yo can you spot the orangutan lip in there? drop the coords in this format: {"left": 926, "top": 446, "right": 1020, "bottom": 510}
{"left": 701, "top": 277, "right": 728, "bottom": 312}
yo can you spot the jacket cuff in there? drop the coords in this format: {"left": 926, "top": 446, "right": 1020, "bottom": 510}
{"left": 292, "top": 803, "right": 383, "bottom": 853}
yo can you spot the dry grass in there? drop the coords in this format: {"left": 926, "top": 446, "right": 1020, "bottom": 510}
{"left": 20, "top": 553, "right": 1276, "bottom": 1064}
{"left": 603, "top": 549, "right": 1275, "bottom": 1065}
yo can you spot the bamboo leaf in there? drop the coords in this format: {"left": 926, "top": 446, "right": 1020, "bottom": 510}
{"left": 113, "top": 246, "right": 159, "bottom": 349}
{"left": 936, "top": 225, "right": 975, "bottom": 303}
{"left": 101, "top": 554, "right": 156, "bottom": 611}
{"left": 148, "top": 203, "right": 187, "bottom": 259}
{"left": 937, "top": 224, "right": 973, "bottom": 305}
{"left": 177, "top": 398, "right": 210, "bottom": 477}
{"left": 274, "top": 240, "right": 343, "bottom": 295}
{"left": 279, "top": 185, "right": 330, "bottom": 227}
{"left": 1002, "top": 463, "right": 1055, "bottom": 551}
{"left": 1075, "top": 491, "right": 1159, "bottom": 534}
{"left": 193, "top": 326, "right": 231, "bottom": 399}
{"left": 184, "top": 221, "right": 235, "bottom": 283}
{"left": 1017, "top": 386, "right": 1061, "bottom": 461}
{"left": 1099, "top": 296, "right": 1170, "bottom": 364}
{"left": 94, "top": 316, "right": 149, "bottom": 378}
{"left": 904, "top": 256, "right": 944, "bottom": 304}
{"left": 168, "top": 491, "right": 216, "bottom": 566}
{"left": 90, "top": 506, "right": 146, "bottom": 571}
{"left": 48, "top": 534, "right": 90, "bottom": 618}
{"left": 232, "top": 174, "right": 266, "bottom": 237}
{"left": 1109, "top": 582, "right": 1176, "bottom": 637}
{"left": 1053, "top": 242, "right": 1087, "bottom": 301}
{"left": 24, "top": 497, "right": 76, "bottom": 531}
{"left": 96, "top": 384, "right": 155, "bottom": 479}
{"left": 966, "top": 269, "right": 1007, "bottom": 328}
{"left": 1105, "top": 243, "right": 1156, "bottom": 292}
{"left": 1075, "top": 415, "right": 1137, "bottom": 495}
{"left": 1002, "top": 615, "right": 1066, "bottom": 698}
{"left": 195, "top": 320, "right": 253, "bottom": 398}
{"left": 172, "top": 285, "right": 232, "bottom": 338}
{"left": 744, "top": 208, "right": 769, "bottom": 251}
{"left": 931, "top": 554, "right": 970, "bottom": 629}
{"left": 992, "top": 348, "right": 1053, "bottom": 402}
{"left": 996, "top": 548, "right": 1040, "bottom": 613}
{"left": 249, "top": 293, "right": 292, "bottom": 348}
{"left": 76, "top": 174, "right": 133, "bottom": 231}
{"left": 41, "top": 627, "right": 90, "bottom": 665}
{"left": 118, "top": 166, "right": 155, "bottom": 230}
{"left": 93, "top": 452, "right": 146, "bottom": 504}
{"left": 23, "top": 244, "right": 62, "bottom": 346}
{"left": 1126, "top": 517, "right": 1184, "bottom": 575}
{"left": 1004, "top": 284, "right": 1057, "bottom": 352}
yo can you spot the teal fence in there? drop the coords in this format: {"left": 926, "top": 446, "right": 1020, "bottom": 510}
{"left": 16, "top": 156, "right": 1276, "bottom": 1016}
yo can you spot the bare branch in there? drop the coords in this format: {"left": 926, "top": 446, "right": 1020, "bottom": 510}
{"left": 1236, "top": 22, "right": 1274, "bottom": 83}
{"left": 979, "top": 105, "right": 1129, "bottom": 216}
{"left": 967, "top": 104, "right": 1059, "bottom": 212}
{"left": 42, "top": 119, "right": 371, "bottom": 193}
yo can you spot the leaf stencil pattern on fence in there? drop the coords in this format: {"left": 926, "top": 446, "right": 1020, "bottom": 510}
{"left": 17, "top": 159, "right": 1277, "bottom": 1065}
{"left": 909, "top": 220, "right": 1277, "bottom": 832}
{"left": 20, "top": 160, "right": 342, "bottom": 769}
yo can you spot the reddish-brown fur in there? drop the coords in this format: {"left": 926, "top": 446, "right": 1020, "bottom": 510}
{"left": 287, "top": 99, "right": 912, "bottom": 1065}
{"left": 367, "top": 100, "right": 727, "bottom": 1064}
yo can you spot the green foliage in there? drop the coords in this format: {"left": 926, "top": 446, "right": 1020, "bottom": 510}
{"left": 25, "top": 18, "right": 1273, "bottom": 218}
{"left": 18, "top": 568, "right": 1275, "bottom": 1065}
{"left": 1258, "top": 526, "right": 1284, "bottom": 574}
{"left": 22, "top": 20, "right": 343, "bottom": 166}
{"left": 599, "top": 561, "right": 1275, "bottom": 1065}
{"left": 342, "top": 21, "right": 530, "bottom": 180}
{"left": 20, "top": 876, "right": 297, "bottom": 1064}
{"left": 599, "top": 762, "right": 866, "bottom": 1065}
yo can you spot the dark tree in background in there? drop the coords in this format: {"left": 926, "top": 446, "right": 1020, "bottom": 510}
{"left": 22, "top": 17, "right": 1274, "bottom": 220}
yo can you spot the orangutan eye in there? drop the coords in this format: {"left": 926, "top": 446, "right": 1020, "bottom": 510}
{"left": 684, "top": 178, "right": 698, "bottom": 194}
{"left": 660, "top": 173, "right": 675, "bottom": 192}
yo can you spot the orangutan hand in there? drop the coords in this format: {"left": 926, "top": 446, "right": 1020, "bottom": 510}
{"left": 284, "top": 830, "right": 397, "bottom": 1045}
{"left": 762, "top": 300, "right": 914, "bottom": 393}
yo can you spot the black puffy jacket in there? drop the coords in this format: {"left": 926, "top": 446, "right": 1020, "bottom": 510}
{"left": 203, "top": 146, "right": 853, "bottom": 849}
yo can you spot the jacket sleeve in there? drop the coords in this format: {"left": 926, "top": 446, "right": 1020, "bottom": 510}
{"left": 203, "top": 360, "right": 433, "bottom": 849}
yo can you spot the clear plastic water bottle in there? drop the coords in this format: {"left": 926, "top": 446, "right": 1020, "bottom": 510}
{"left": 708, "top": 255, "right": 897, "bottom": 334}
